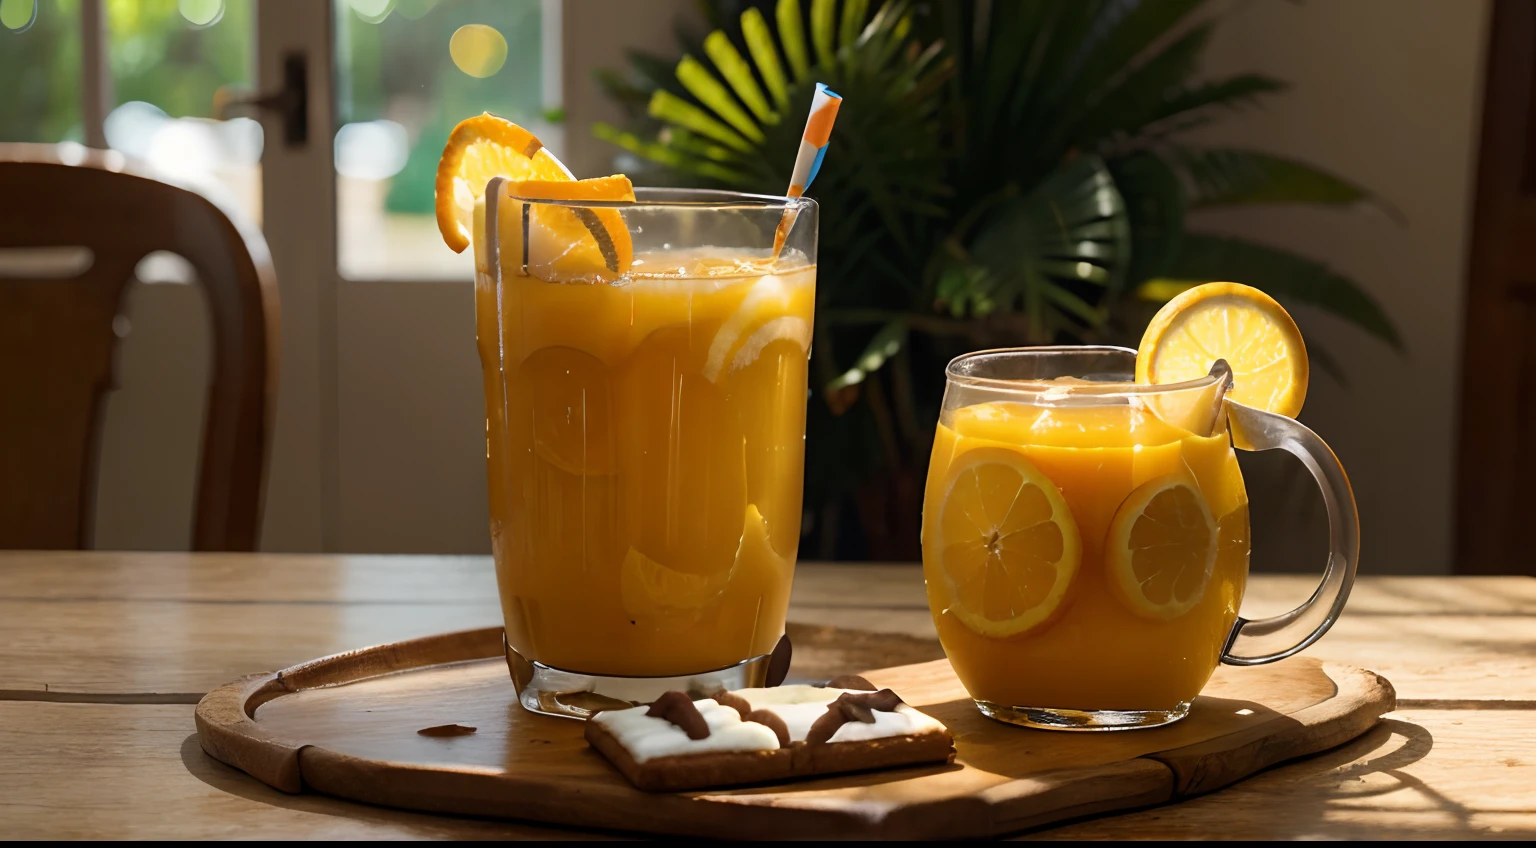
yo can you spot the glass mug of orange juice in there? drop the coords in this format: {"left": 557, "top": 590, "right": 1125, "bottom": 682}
{"left": 474, "top": 178, "right": 816, "bottom": 718}
{"left": 923, "top": 330, "right": 1358, "bottom": 729}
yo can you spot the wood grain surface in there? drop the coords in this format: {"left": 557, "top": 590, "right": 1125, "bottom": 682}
{"left": 2, "top": 551, "right": 1534, "bottom": 839}
{"left": 191, "top": 627, "right": 1390, "bottom": 839}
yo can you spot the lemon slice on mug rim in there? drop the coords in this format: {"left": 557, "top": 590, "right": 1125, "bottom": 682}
{"left": 1136, "top": 282, "right": 1309, "bottom": 419}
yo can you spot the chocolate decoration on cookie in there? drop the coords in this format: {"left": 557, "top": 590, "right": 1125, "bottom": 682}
{"left": 840, "top": 697, "right": 876, "bottom": 724}
{"left": 745, "top": 709, "right": 791, "bottom": 747}
{"left": 805, "top": 708, "right": 847, "bottom": 745}
{"left": 806, "top": 689, "right": 906, "bottom": 744}
{"left": 646, "top": 691, "right": 710, "bottom": 740}
{"left": 825, "top": 674, "right": 877, "bottom": 691}
{"left": 710, "top": 690, "right": 754, "bottom": 720}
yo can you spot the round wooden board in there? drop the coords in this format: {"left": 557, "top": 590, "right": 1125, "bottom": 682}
{"left": 196, "top": 625, "right": 1395, "bottom": 840}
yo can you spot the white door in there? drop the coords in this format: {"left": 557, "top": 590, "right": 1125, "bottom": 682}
{"left": 0, "top": 0, "right": 687, "bottom": 552}
{"left": 295, "top": 0, "right": 694, "bottom": 554}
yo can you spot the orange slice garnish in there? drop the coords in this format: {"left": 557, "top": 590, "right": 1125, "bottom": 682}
{"left": 434, "top": 113, "right": 573, "bottom": 254}
{"left": 499, "top": 175, "right": 636, "bottom": 280}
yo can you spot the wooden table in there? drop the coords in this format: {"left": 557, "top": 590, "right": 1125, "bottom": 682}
{"left": 2, "top": 552, "right": 1533, "bottom": 840}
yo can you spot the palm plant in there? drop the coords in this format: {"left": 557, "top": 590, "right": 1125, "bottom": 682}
{"left": 596, "top": 0, "right": 1400, "bottom": 560}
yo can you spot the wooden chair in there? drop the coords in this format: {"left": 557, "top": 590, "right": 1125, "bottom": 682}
{"left": 0, "top": 144, "right": 279, "bottom": 551}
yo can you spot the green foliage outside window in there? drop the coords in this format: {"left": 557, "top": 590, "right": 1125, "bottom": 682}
{"left": 0, "top": 0, "right": 250, "bottom": 142}
{"left": 1, "top": 0, "right": 84, "bottom": 142}
{"left": 0, "top": 0, "right": 543, "bottom": 222}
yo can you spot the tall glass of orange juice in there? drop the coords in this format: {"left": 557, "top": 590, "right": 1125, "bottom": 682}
{"left": 923, "top": 347, "right": 1358, "bottom": 730}
{"left": 474, "top": 183, "right": 816, "bottom": 718}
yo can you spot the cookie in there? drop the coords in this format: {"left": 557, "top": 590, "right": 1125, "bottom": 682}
{"left": 584, "top": 683, "right": 954, "bottom": 792}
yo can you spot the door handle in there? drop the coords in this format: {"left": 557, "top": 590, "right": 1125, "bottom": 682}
{"left": 215, "top": 52, "right": 308, "bottom": 147}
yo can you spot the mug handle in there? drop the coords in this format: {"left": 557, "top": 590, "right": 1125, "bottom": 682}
{"left": 1220, "top": 399, "right": 1360, "bottom": 666}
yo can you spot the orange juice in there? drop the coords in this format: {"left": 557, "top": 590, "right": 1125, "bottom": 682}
{"left": 922, "top": 398, "right": 1250, "bottom": 712}
{"left": 476, "top": 244, "right": 815, "bottom": 677}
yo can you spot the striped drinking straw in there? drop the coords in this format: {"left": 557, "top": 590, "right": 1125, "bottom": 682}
{"left": 773, "top": 83, "right": 842, "bottom": 257}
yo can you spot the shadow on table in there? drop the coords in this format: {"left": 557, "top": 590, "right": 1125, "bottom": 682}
{"left": 177, "top": 734, "right": 618, "bottom": 840}
{"left": 1020, "top": 717, "right": 1456, "bottom": 840}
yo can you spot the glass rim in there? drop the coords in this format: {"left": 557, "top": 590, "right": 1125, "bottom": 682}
{"left": 497, "top": 183, "right": 818, "bottom": 212}
{"left": 945, "top": 345, "right": 1221, "bottom": 397}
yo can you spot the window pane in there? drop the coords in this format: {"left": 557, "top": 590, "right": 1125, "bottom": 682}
{"left": 105, "top": 0, "right": 261, "bottom": 227}
{"left": 0, "top": 0, "right": 83, "bottom": 143}
{"left": 335, "top": 0, "right": 550, "bottom": 281}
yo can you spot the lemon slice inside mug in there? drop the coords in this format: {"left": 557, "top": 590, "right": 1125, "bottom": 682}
{"left": 1105, "top": 469, "right": 1218, "bottom": 621}
{"left": 926, "top": 446, "right": 1082, "bottom": 639}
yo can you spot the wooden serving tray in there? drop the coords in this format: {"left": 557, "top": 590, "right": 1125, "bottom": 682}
{"left": 195, "top": 626, "right": 1394, "bottom": 839}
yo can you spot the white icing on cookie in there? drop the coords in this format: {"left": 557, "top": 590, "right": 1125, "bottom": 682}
{"left": 827, "top": 704, "right": 945, "bottom": 743}
{"left": 733, "top": 684, "right": 851, "bottom": 706}
{"left": 594, "top": 686, "right": 950, "bottom": 762}
{"left": 592, "top": 698, "right": 781, "bottom": 763}
{"left": 734, "top": 685, "right": 947, "bottom": 743}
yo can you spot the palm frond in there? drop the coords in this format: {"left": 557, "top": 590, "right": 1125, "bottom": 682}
{"left": 839, "top": 0, "right": 870, "bottom": 53}
{"left": 812, "top": 0, "right": 838, "bottom": 69}
{"left": 1109, "top": 150, "right": 1186, "bottom": 286}
{"left": 1136, "top": 73, "right": 1286, "bottom": 136}
{"left": 741, "top": 7, "right": 790, "bottom": 111}
{"left": 824, "top": 318, "right": 908, "bottom": 408}
{"left": 593, "top": 122, "right": 751, "bottom": 183}
{"left": 625, "top": 49, "right": 692, "bottom": 96}
{"left": 1171, "top": 147, "right": 1402, "bottom": 221}
{"left": 854, "top": 1, "right": 912, "bottom": 77}
{"left": 968, "top": 1, "right": 1096, "bottom": 188}
{"left": 1045, "top": 0, "right": 1208, "bottom": 128}
{"left": 949, "top": 154, "right": 1131, "bottom": 339}
{"left": 704, "top": 31, "right": 779, "bottom": 125}
{"left": 665, "top": 127, "right": 748, "bottom": 163}
{"left": 615, "top": 0, "right": 949, "bottom": 297}
{"left": 676, "top": 55, "right": 765, "bottom": 142}
{"left": 647, "top": 89, "right": 753, "bottom": 151}
{"left": 777, "top": 0, "right": 812, "bottom": 83}
{"left": 1055, "top": 23, "right": 1213, "bottom": 150}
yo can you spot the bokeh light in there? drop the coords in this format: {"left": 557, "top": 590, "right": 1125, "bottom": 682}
{"left": 0, "top": 0, "right": 36, "bottom": 33}
{"left": 348, "top": 0, "right": 393, "bottom": 25}
{"left": 104, "top": 101, "right": 171, "bottom": 160}
{"left": 104, "top": 101, "right": 263, "bottom": 187}
{"left": 177, "top": 0, "right": 225, "bottom": 28}
{"left": 149, "top": 119, "right": 222, "bottom": 178}
{"left": 334, "top": 120, "right": 410, "bottom": 181}
{"left": 450, "top": 24, "right": 508, "bottom": 79}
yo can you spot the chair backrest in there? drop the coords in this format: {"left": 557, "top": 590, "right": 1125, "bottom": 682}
{"left": 0, "top": 144, "right": 279, "bottom": 551}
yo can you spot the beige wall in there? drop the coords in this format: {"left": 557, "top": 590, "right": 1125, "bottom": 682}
{"left": 560, "top": 0, "right": 694, "bottom": 178}
{"left": 1187, "top": 0, "right": 1489, "bottom": 575}
{"left": 92, "top": 1, "right": 1491, "bottom": 575}
{"left": 93, "top": 278, "right": 207, "bottom": 550}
